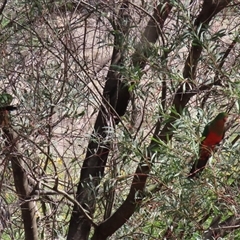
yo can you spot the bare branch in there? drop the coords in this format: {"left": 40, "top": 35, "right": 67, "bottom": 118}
{"left": 203, "top": 215, "right": 240, "bottom": 239}
{"left": 0, "top": 0, "right": 7, "bottom": 15}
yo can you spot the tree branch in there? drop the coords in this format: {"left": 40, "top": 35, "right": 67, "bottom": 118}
{"left": 91, "top": 1, "right": 173, "bottom": 239}
{"left": 0, "top": 110, "right": 38, "bottom": 240}
{"left": 159, "top": 0, "right": 233, "bottom": 142}
{"left": 67, "top": 1, "right": 132, "bottom": 239}
{"left": 0, "top": 0, "right": 7, "bottom": 15}
{"left": 203, "top": 215, "right": 240, "bottom": 239}
{"left": 91, "top": 1, "right": 234, "bottom": 239}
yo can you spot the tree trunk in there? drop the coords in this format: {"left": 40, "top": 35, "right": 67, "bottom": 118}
{"left": 0, "top": 110, "right": 38, "bottom": 240}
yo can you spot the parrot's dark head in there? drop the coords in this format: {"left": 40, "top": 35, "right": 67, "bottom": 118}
{"left": 215, "top": 112, "right": 228, "bottom": 123}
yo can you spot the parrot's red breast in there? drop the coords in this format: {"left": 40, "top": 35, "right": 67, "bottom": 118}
{"left": 202, "top": 131, "right": 224, "bottom": 146}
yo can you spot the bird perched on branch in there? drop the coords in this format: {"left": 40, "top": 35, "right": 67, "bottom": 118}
{"left": 188, "top": 112, "right": 227, "bottom": 178}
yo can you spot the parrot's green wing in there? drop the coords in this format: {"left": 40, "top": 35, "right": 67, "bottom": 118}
{"left": 202, "top": 123, "right": 210, "bottom": 138}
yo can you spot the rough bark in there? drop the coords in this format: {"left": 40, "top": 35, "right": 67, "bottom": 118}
{"left": 0, "top": 110, "right": 38, "bottom": 240}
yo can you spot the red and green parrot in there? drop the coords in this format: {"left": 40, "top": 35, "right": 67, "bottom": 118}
{"left": 188, "top": 112, "right": 228, "bottom": 178}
